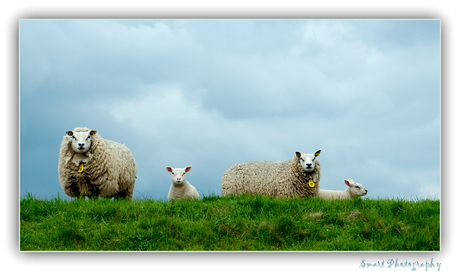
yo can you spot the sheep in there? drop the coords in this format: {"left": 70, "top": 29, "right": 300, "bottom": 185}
{"left": 58, "top": 127, "right": 137, "bottom": 200}
{"left": 221, "top": 150, "right": 321, "bottom": 198}
{"left": 166, "top": 166, "right": 200, "bottom": 201}
{"left": 316, "top": 179, "right": 368, "bottom": 200}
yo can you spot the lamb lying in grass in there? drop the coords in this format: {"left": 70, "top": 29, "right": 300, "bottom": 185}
{"left": 166, "top": 166, "right": 200, "bottom": 201}
{"left": 317, "top": 179, "right": 368, "bottom": 200}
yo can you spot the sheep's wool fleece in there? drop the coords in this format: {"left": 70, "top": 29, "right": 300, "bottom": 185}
{"left": 168, "top": 181, "right": 200, "bottom": 201}
{"left": 58, "top": 127, "right": 137, "bottom": 199}
{"left": 221, "top": 155, "right": 321, "bottom": 197}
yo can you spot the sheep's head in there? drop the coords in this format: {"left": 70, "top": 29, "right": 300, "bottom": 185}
{"left": 344, "top": 179, "right": 368, "bottom": 198}
{"left": 166, "top": 166, "right": 192, "bottom": 185}
{"left": 66, "top": 129, "right": 97, "bottom": 154}
{"left": 296, "top": 150, "right": 321, "bottom": 172}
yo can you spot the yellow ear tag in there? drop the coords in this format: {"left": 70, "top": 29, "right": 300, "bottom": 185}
{"left": 308, "top": 180, "right": 315, "bottom": 187}
{"left": 78, "top": 163, "right": 84, "bottom": 173}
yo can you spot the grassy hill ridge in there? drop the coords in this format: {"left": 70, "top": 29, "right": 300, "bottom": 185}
{"left": 20, "top": 193, "right": 440, "bottom": 251}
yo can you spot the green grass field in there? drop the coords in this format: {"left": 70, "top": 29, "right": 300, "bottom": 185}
{"left": 20, "top": 193, "right": 440, "bottom": 251}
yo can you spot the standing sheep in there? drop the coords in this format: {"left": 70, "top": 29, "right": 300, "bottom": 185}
{"left": 58, "top": 127, "right": 137, "bottom": 200}
{"left": 221, "top": 150, "right": 321, "bottom": 198}
{"left": 316, "top": 179, "right": 368, "bottom": 200}
{"left": 166, "top": 166, "right": 200, "bottom": 201}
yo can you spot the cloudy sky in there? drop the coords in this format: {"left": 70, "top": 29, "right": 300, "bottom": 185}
{"left": 19, "top": 19, "right": 440, "bottom": 201}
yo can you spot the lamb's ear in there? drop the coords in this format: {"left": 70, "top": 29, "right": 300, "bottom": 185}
{"left": 315, "top": 150, "right": 321, "bottom": 157}
{"left": 296, "top": 152, "right": 301, "bottom": 158}
{"left": 185, "top": 166, "right": 192, "bottom": 173}
{"left": 344, "top": 179, "right": 354, "bottom": 186}
{"left": 166, "top": 167, "right": 173, "bottom": 173}
{"left": 66, "top": 131, "right": 73, "bottom": 136}
{"left": 90, "top": 130, "right": 97, "bottom": 136}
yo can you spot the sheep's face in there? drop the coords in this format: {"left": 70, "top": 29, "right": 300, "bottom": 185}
{"left": 166, "top": 166, "right": 192, "bottom": 185}
{"left": 66, "top": 130, "right": 97, "bottom": 154}
{"left": 296, "top": 150, "right": 321, "bottom": 172}
{"left": 344, "top": 179, "right": 368, "bottom": 198}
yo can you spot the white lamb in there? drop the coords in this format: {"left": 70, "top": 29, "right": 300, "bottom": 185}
{"left": 166, "top": 166, "right": 200, "bottom": 201}
{"left": 317, "top": 179, "right": 368, "bottom": 200}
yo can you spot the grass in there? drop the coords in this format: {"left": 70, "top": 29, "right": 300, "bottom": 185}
{"left": 20, "top": 193, "right": 440, "bottom": 251}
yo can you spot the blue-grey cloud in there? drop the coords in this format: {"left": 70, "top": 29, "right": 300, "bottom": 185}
{"left": 20, "top": 19, "right": 440, "bottom": 201}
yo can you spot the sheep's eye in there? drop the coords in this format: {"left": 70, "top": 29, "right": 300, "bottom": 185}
{"left": 171, "top": 172, "right": 175, "bottom": 175}
{"left": 72, "top": 136, "right": 76, "bottom": 140}
{"left": 355, "top": 186, "right": 360, "bottom": 189}
{"left": 87, "top": 135, "right": 91, "bottom": 139}
{"left": 182, "top": 172, "right": 186, "bottom": 176}
{"left": 300, "top": 158, "right": 304, "bottom": 162}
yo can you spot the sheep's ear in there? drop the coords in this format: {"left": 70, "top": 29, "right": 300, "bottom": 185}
{"left": 296, "top": 152, "right": 301, "bottom": 158}
{"left": 344, "top": 179, "right": 351, "bottom": 186}
{"left": 90, "top": 130, "right": 97, "bottom": 136}
{"left": 66, "top": 131, "right": 73, "bottom": 136}
{"left": 166, "top": 167, "right": 173, "bottom": 172}
{"left": 185, "top": 166, "right": 192, "bottom": 173}
{"left": 315, "top": 150, "right": 321, "bottom": 157}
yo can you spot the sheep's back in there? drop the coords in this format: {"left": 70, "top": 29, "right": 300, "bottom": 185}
{"left": 103, "top": 139, "right": 137, "bottom": 184}
{"left": 104, "top": 140, "right": 136, "bottom": 165}
{"left": 221, "top": 160, "right": 291, "bottom": 196}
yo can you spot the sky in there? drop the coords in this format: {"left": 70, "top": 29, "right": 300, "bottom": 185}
{"left": 19, "top": 19, "right": 440, "bottom": 201}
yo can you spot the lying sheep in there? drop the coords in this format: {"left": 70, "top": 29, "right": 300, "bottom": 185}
{"left": 58, "top": 127, "right": 137, "bottom": 200}
{"left": 221, "top": 150, "right": 321, "bottom": 198}
{"left": 166, "top": 166, "right": 200, "bottom": 201}
{"left": 317, "top": 179, "right": 368, "bottom": 200}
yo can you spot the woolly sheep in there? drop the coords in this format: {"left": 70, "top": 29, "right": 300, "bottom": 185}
{"left": 316, "top": 179, "right": 368, "bottom": 200}
{"left": 58, "top": 127, "right": 137, "bottom": 200}
{"left": 166, "top": 166, "right": 200, "bottom": 201}
{"left": 221, "top": 150, "right": 321, "bottom": 198}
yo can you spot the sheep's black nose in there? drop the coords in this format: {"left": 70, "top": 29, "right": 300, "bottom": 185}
{"left": 306, "top": 163, "right": 312, "bottom": 168}
{"left": 78, "top": 143, "right": 85, "bottom": 148}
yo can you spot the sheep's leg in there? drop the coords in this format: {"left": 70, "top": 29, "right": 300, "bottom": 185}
{"left": 65, "top": 177, "right": 81, "bottom": 198}
{"left": 96, "top": 177, "right": 119, "bottom": 198}
{"left": 113, "top": 187, "right": 133, "bottom": 200}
